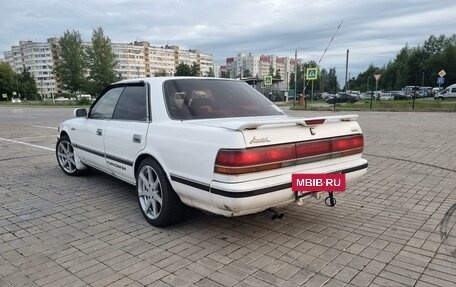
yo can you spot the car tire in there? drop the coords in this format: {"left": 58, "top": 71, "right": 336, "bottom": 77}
{"left": 136, "top": 158, "right": 184, "bottom": 227}
{"left": 56, "top": 135, "right": 82, "bottom": 176}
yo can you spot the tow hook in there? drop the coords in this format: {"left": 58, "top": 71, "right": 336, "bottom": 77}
{"left": 266, "top": 208, "right": 284, "bottom": 220}
{"left": 325, "top": 192, "right": 337, "bottom": 207}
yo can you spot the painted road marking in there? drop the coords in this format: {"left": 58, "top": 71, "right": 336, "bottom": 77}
{"left": 0, "top": 137, "right": 54, "bottom": 151}
{"left": 11, "top": 135, "right": 55, "bottom": 140}
{"left": 32, "top": 125, "right": 56, "bottom": 129}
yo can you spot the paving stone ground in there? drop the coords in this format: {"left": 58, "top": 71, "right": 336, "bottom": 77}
{"left": 0, "top": 106, "right": 455, "bottom": 287}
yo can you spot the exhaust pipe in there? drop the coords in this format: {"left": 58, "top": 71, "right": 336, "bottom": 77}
{"left": 266, "top": 208, "right": 284, "bottom": 220}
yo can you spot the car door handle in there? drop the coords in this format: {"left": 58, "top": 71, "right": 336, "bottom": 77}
{"left": 132, "top": 134, "right": 142, "bottom": 143}
{"left": 96, "top": 129, "right": 102, "bottom": 136}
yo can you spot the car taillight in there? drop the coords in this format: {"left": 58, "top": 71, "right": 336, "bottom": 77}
{"left": 296, "top": 139, "right": 332, "bottom": 158}
{"left": 215, "top": 145, "right": 295, "bottom": 174}
{"left": 332, "top": 135, "right": 364, "bottom": 157}
{"left": 215, "top": 134, "right": 364, "bottom": 175}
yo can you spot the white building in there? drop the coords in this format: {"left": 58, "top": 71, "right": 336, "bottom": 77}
{"left": 149, "top": 45, "right": 176, "bottom": 76}
{"left": 235, "top": 53, "right": 260, "bottom": 78}
{"left": 112, "top": 42, "right": 147, "bottom": 79}
{"left": 4, "top": 39, "right": 213, "bottom": 97}
{"left": 225, "top": 53, "right": 292, "bottom": 89}
{"left": 4, "top": 38, "right": 59, "bottom": 99}
{"left": 212, "top": 63, "right": 220, "bottom": 78}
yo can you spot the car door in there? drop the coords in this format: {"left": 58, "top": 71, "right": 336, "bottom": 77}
{"left": 73, "top": 86, "right": 124, "bottom": 172}
{"left": 104, "top": 84, "right": 150, "bottom": 183}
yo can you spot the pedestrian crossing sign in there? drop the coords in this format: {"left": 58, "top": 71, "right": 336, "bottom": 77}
{"left": 264, "top": 76, "right": 273, "bottom": 86}
{"left": 306, "top": 68, "right": 318, "bottom": 80}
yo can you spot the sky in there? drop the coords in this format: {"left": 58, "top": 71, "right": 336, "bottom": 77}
{"left": 1, "top": 0, "right": 456, "bottom": 81}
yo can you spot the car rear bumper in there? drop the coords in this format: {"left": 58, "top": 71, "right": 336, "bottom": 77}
{"left": 207, "top": 159, "right": 368, "bottom": 217}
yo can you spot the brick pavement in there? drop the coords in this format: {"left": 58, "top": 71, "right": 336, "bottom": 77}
{"left": 0, "top": 107, "right": 455, "bottom": 286}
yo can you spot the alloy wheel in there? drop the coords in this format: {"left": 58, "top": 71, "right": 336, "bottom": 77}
{"left": 138, "top": 165, "right": 163, "bottom": 220}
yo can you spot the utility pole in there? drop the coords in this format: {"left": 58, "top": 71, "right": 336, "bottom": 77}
{"left": 344, "top": 49, "right": 349, "bottom": 93}
{"left": 303, "top": 65, "right": 306, "bottom": 101}
{"left": 293, "top": 49, "right": 297, "bottom": 106}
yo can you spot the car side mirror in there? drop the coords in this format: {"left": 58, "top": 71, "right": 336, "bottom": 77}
{"left": 74, "top": 108, "right": 87, "bottom": 117}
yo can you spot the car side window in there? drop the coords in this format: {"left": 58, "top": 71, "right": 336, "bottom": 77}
{"left": 112, "top": 85, "right": 148, "bottom": 121}
{"left": 89, "top": 87, "right": 124, "bottom": 119}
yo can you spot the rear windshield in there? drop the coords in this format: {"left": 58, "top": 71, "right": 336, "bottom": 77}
{"left": 163, "top": 79, "right": 284, "bottom": 120}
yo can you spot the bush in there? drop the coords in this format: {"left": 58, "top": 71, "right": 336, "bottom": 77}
{"left": 78, "top": 98, "right": 92, "bottom": 105}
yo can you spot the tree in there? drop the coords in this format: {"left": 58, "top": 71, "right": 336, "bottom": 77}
{"left": 289, "top": 71, "right": 295, "bottom": 89}
{"left": 348, "top": 34, "right": 456, "bottom": 91}
{"left": 243, "top": 69, "right": 252, "bottom": 78}
{"left": 175, "top": 62, "right": 201, "bottom": 76}
{"left": 190, "top": 62, "right": 201, "bottom": 76}
{"left": 206, "top": 67, "right": 215, "bottom": 77}
{"left": 0, "top": 63, "right": 17, "bottom": 100}
{"left": 275, "top": 69, "right": 281, "bottom": 80}
{"left": 423, "top": 34, "right": 447, "bottom": 56}
{"left": 327, "top": 67, "right": 339, "bottom": 93}
{"left": 85, "top": 27, "right": 118, "bottom": 95}
{"left": 55, "top": 30, "right": 87, "bottom": 95}
{"left": 427, "top": 44, "right": 456, "bottom": 85}
{"left": 269, "top": 65, "right": 274, "bottom": 76}
{"left": 0, "top": 63, "right": 38, "bottom": 101}
{"left": 220, "top": 70, "right": 231, "bottom": 78}
{"left": 346, "top": 64, "right": 379, "bottom": 92}
{"left": 174, "top": 62, "right": 192, "bottom": 76}
{"left": 154, "top": 69, "right": 167, "bottom": 77}
{"left": 296, "top": 63, "right": 305, "bottom": 93}
{"left": 17, "top": 68, "right": 39, "bottom": 100}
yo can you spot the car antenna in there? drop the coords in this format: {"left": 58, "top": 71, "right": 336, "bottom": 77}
{"left": 304, "top": 20, "right": 343, "bottom": 97}
{"left": 317, "top": 19, "right": 343, "bottom": 66}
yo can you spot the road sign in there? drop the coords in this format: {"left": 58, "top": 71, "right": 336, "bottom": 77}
{"left": 264, "top": 75, "right": 273, "bottom": 86}
{"left": 438, "top": 69, "right": 446, "bottom": 77}
{"left": 2, "top": 94, "right": 6, "bottom": 99}
{"left": 437, "top": 77, "right": 445, "bottom": 84}
{"left": 374, "top": 74, "right": 381, "bottom": 81}
{"left": 306, "top": 68, "right": 318, "bottom": 80}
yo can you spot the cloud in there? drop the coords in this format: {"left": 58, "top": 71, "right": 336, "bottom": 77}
{"left": 1, "top": 0, "right": 455, "bottom": 81}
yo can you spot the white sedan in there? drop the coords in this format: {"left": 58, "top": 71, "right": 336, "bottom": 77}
{"left": 56, "top": 77, "right": 368, "bottom": 227}
{"left": 378, "top": 93, "right": 394, "bottom": 101}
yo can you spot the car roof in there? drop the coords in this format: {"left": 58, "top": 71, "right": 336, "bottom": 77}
{"left": 112, "top": 77, "right": 240, "bottom": 86}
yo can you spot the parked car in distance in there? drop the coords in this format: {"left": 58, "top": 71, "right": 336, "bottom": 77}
{"left": 432, "top": 87, "right": 443, "bottom": 96}
{"left": 77, "top": 94, "right": 92, "bottom": 100}
{"left": 360, "top": 92, "right": 374, "bottom": 100}
{"left": 321, "top": 92, "right": 330, "bottom": 99}
{"left": 56, "top": 77, "right": 368, "bottom": 227}
{"left": 11, "top": 97, "right": 21, "bottom": 103}
{"left": 55, "top": 97, "right": 69, "bottom": 103}
{"left": 326, "top": 93, "right": 358, "bottom": 104}
{"left": 434, "top": 84, "right": 456, "bottom": 100}
{"left": 378, "top": 92, "right": 394, "bottom": 101}
{"left": 390, "top": 91, "right": 412, "bottom": 100}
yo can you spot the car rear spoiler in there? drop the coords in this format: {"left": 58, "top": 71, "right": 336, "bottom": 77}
{"left": 222, "top": 115, "right": 359, "bottom": 131}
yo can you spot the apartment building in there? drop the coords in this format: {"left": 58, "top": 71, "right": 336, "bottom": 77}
{"left": 4, "top": 39, "right": 59, "bottom": 99}
{"left": 112, "top": 42, "right": 147, "bottom": 79}
{"left": 226, "top": 53, "right": 292, "bottom": 89}
{"left": 3, "top": 39, "right": 213, "bottom": 98}
{"left": 149, "top": 45, "right": 176, "bottom": 76}
{"left": 212, "top": 63, "right": 220, "bottom": 78}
